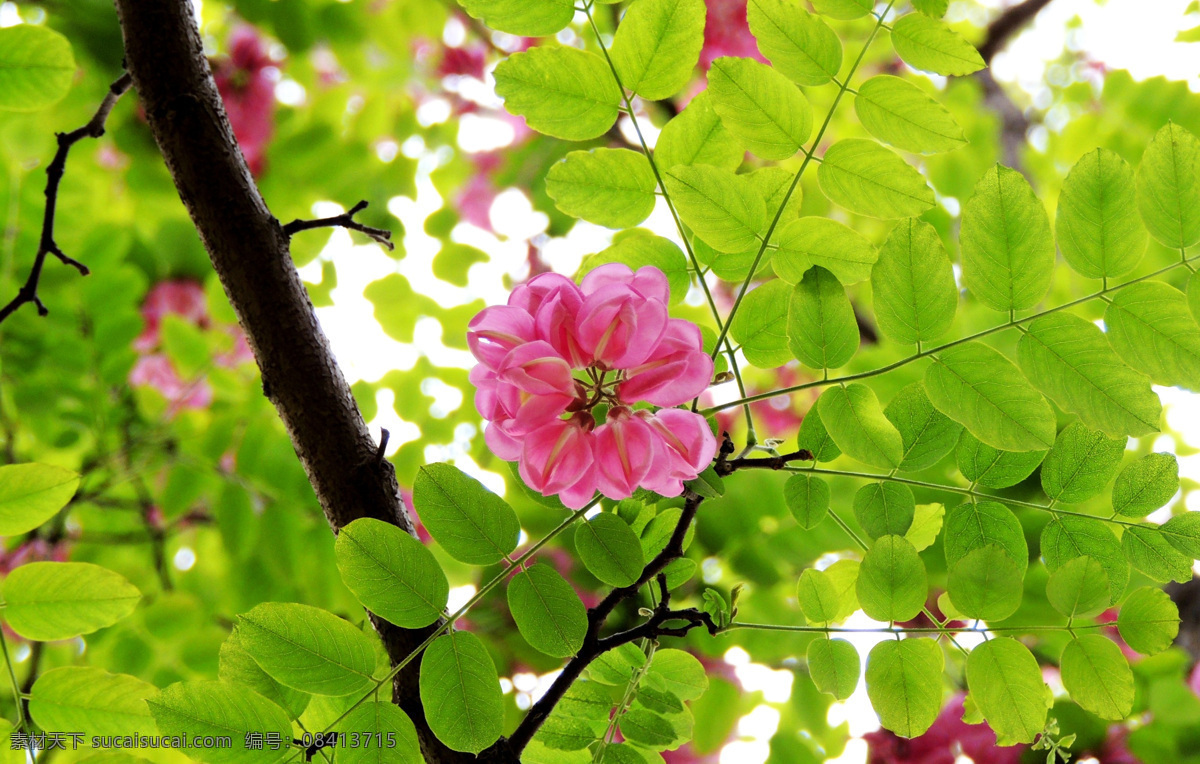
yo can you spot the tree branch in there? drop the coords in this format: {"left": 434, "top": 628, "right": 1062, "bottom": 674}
{"left": 0, "top": 72, "right": 133, "bottom": 324}
{"left": 283, "top": 200, "right": 394, "bottom": 251}
{"left": 109, "top": 3, "right": 458, "bottom": 761}
{"left": 506, "top": 492, "right": 707, "bottom": 754}
{"left": 978, "top": 0, "right": 1055, "bottom": 64}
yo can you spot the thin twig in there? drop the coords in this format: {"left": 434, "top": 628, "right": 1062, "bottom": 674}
{"left": 0, "top": 72, "right": 133, "bottom": 324}
{"left": 282, "top": 200, "right": 394, "bottom": 250}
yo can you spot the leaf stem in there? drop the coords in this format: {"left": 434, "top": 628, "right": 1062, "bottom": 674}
{"left": 784, "top": 464, "right": 1144, "bottom": 527}
{"left": 704, "top": 252, "right": 1200, "bottom": 414}
{"left": 0, "top": 628, "right": 26, "bottom": 732}
{"left": 581, "top": 1, "right": 756, "bottom": 434}
{"left": 723, "top": 621, "right": 1105, "bottom": 634}
{"left": 709, "top": 0, "right": 897, "bottom": 357}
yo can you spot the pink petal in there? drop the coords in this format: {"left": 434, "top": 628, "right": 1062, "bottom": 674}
{"left": 643, "top": 409, "right": 718, "bottom": 479}
{"left": 593, "top": 412, "right": 658, "bottom": 500}
{"left": 576, "top": 283, "right": 669, "bottom": 368}
{"left": 468, "top": 305, "right": 537, "bottom": 369}
{"left": 519, "top": 420, "right": 596, "bottom": 503}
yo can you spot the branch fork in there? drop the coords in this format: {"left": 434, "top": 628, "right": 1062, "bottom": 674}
{"left": 0, "top": 72, "right": 134, "bottom": 325}
{"left": 282, "top": 200, "right": 394, "bottom": 250}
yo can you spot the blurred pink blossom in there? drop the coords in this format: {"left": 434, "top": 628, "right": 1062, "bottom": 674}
{"left": 701, "top": 0, "right": 767, "bottom": 69}
{"left": 213, "top": 25, "right": 278, "bottom": 176}
{"left": 865, "top": 693, "right": 1024, "bottom": 764}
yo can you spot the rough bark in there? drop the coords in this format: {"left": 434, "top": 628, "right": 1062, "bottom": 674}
{"left": 110, "top": 2, "right": 462, "bottom": 760}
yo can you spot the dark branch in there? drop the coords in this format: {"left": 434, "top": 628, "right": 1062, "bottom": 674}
{"left": 978, "top": 0, "right": 1055, "bottom": 64}
{"left": 283, "top": 200, "right": 394, "bottom": 250}
{"left": 506, "top": 492, "right": 707, "bottom": 754}
{"left": 715, "top": 448, "right": 813, "bottom": 477}
{"left": 0, "top": 72, "right": 133, "bottom": 324}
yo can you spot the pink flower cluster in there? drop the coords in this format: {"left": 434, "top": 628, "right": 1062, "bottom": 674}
{"left": 468, "top": 265, "right": 718, "bottom": 508}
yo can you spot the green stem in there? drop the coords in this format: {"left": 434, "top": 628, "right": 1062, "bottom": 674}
{"left": 286, "top": 498, "right": 600, "bottom": 761}
{"left": 710, "top": 0, "right": 897, "bottom": 357}
{"left": 705, "top": 252, "right": 1200, "bottom": 414}
{"left": 787, "top": 465, "right": 1144, "bottom": 528}
{"left": 0, "top": 628, "right": 26, "bottom": 732}
{"left": 593, "top": 640, "right": 656, "bottom": 763}
{"left": 724, "top": 621, "right": 1105, "bottom": 634}
{"left": 581, "top": 2, "right": 757, "bottom": 434}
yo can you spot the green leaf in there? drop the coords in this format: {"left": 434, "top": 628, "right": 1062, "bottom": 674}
{"left": 1117, "top": 586, "right": 1179, "bottom": 655}
{"left": 889, "top": 13, "right": 985, "bottom": 76}
{"left": 1056, "top": 148, "right": 1147, "bottom": 278}
{"left": 772, "top": 217, "right": 878, "bottom": 285}
{"left": 654, "top": 91, "right": 744, "bottom": 172}
{"left": 729, "top": 279, "right": 791, "bottom": 368}
{"left": 581, "top": 230, "right": 691, "bottom": 305}
{"left": 884, "top": 381, "right": 962, "bottom": 472}
{"left": 2, "top": 562, "right": 141, "bottom": 641}
{"left": 1113, "top": 453, "right": 1179, "bottom": 518}
{"left": 1121, "top": 524, "right": 1192, "bottom": 583}
{"left": 955, "top": 430, "right": 1046, "bottom": 489}
{"left": 824, "top": 559, "right": 862, "bottom": 621}
{"left": 1017, "top": 313, "right": 1161, "bottom": 438}
{"left": 708, "top": 56, "right": 812, "bottom": 160}
{"left": 0, "top": 463, "right": 79, "bottom": 536}
{"left": 218, "top": 629, "right": 309, "bottom": 720}
{"left": 420, "top": 631, "right": 504, "bottom": 753}
{"left": 664, "top": 165, "right": 765, "bottom": 254}
{"left": 911, "top": 0, "right": 948, "bottom": 17}
{"left": 853, "top": 482, "right": 915, "bottom": 540}
{"left": 817, "top": 139, "right": 935, "bottom": 219}
{"left": 856, "top": 535, "right": 927, "bottom": 622}
{"left": 333, "top": 702, "right": 423, "bottom": 764}
{"left": 335, "top": 517, "right": 448, "bottom": 629}
{"left": 746, "top": 0, "right": 842, "bottom": 86}
{"left": 457, "top": 0, "right": 574, "bottom": 36}
{"left": 1105, "top": 281, "right": 1200, "bottom": 392}
{"left": 944, "top": 500, "right": 1028, "bottom": 574}
{"left": 640, "top": 508, "right": 696, "bottom": 560}
{"left": 413, "top": 463, "right": 520, "bottom": 565}
{"left": 1040, "top": 422, "right": 1127, "bottom": 504}
{"left": 546, "top": 149, "right": 657, "bottom": 229}
{"left": 29, "top": 667, "right": 157, "bottom": 737}
{"left": 816, "top": 383, "right": 904, "bottom": 470}
{"left": 865, "top": 639, "right": 943, "bottom": 738}
{"left": 147, "top": 681, "right": 291, "bottom": 764}
{"left": 807, "top": 638, "right": 859, "bottom": 700}
{"left": 965, "top": 637, "right": 1048, "bottom": 746}
{"left": 1190, "top": 269, "right": 1200, "bottom": 322}
{"left": 432, "top": 243, "right": 488, "bottom": 287}
{"left": 960, "top": 165, "right": 1054, "bottom": 313}
{"left": 1160, "top": 512, "right": 1200, "bottom": 558}
{"left": 611, "top": 0, "right": 706, "bottom": 100}
{"left": 854, "top": 75, "right": 966, "bottom": 154}
{"left": 871, "top": 219, "right": 957, "bottom": 345}
{"left": 1061, "top": 635, "right": 1134, "bottom": 721}
{"left": 1041, "top": 516, "right": 1128, "bottom": 604}
{"left": 797, "top": 402, "right": 841, "bottom": 463}
{"left": 797, "top": 568, "right": 840, "bottom": 625}
{"left": 648, "top": 649, "right": 709, "bottom": 700}
{"left": 494, "top": 46, "right": 621, "bottom": 141}
{"left": 575, "top": 512, "right": 645, "bottom": 587}
{"left": 924, "top": 341, "right": 1056, "bottom": 452}
{"left": 905, "top": 503, "right": 945, "bottom": 552}
{"left": 1135, "top": 122, "right": 1200, "bottom": 248}
{"left": 746, "top": 166, "right": 805, "bottom": 225}
{"left": 787, "top": 266, "right": 859, "bottom": 370}
{"left": 0, "top": 25, "right": 75, "bottom": 112}
{"left": 947, "top": 544, "right": 1023, "bottom": 621}
{"left": 237, "top": 603, "right": 376, "bottom": 696}
{"left": 809, "top": 0, "right": 872, "bottom": 20}
{"left": 1046, "top": 556, "right": 1111, "bottom": 620}
{"left": 784, "top": 473, "right": 830, "bottom": 530}
{"left": 619, "top": 707, "right": 691, "bottom": 751}
{"left": 590, "top": 642, "right": 647, "bottom": 685}
{"left": 508, "top": 563, "right": 588, "bottom": 657}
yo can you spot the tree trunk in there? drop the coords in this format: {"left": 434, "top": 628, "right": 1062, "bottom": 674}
{"left": 110, "top": 2, "right": 463, "bottom": 760}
